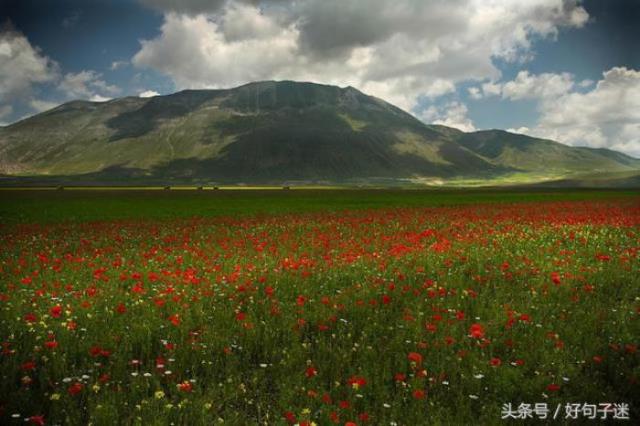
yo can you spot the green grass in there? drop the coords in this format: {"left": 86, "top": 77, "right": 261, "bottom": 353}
{"left": 0, "top": 194, "right": 638, "bottom": 424}
{"left": 1, "top": 188, "right": 637, "bottom": 224}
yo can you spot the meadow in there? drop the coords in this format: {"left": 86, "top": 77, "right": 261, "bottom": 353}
{"left": 0, "top": 189, "right": 638, "bottom": 425}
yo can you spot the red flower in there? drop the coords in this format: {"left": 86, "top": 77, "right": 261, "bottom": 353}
{"left": 21, "top": 361, "right": 37, "bottom": 371}
{"left": 27, "top": 415, "right": 45, "bottom": 426}
{"left": 115, "top": 303, "right": 127, "bottom": 314}
{"left": 407, "top": 352, "right": 423, "bottom": 365}
{"left": 305, "top": 366, "right": 318, "bottom": 378}
{"left": 24, "top": 313, "right": 37, "bottom": 323}
{"left": 347, "top": 376, "right": 367, "bottom": 389}
{"left": 168, "top": 314, "right": 181, "bottom": 326}
{"left": 283, "top": 411, "right": 297, "bottom": 424}
{"left": 469, "top": 323, "right": 485, "bottom": 339}
{"left": 490, "top": 357, "right": 502, "bottom": 367}
{"left": 296, "top": 295, "right": 306, "bottom": 306}
{"left": 45, "top": 340, "right": 58, "bottom": 349}
{"left": 546, "top": 383, "right": 560, "bottom": 392}
{"left": 50, "top": 305, "right": 62, "bottom": 318}
{"left": 412, "top": 389, "right": 426, "bottom": 400}
{"left": 177, "top": 381, "right": 193, "bottom": 392}
{"left": 394, "top": 373, "right": 406, "bottom": 382}
{"left": 68, "top": 382, "right": 83, "bottom": 396}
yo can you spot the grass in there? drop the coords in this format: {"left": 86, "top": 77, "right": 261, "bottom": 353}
{"left": 0, "top": 190, "right": 638, "bottom": 424}
{"left": 0, "top": 188, "right": 637, "bottom": 224}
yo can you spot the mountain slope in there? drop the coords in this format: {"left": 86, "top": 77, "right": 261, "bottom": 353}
{"left": 0, "top": 81, "right": 638, "bottom": 185}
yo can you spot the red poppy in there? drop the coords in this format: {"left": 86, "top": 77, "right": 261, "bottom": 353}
{"left": 305, "top": 366, "right": 318, "bottom": 378}
{"left": 50, "top": 305, "right": 62, "bottom": 318}
{"left": 68, "top": 382, "right": 83, "bottom": 396}
{"left": 490, "top": 357, "right": 502, "bottom": 367}
{"left": 347, "top": 376, "right": 367, "bottom": 389}
{"left": 27, "top": 415, "right": 45, "bottom": 426}
{"left": 469, "top": 323, "right": 485, "bottom": 339}
{"left": 177, "top": 381, "right": 193, "bottom": 392}
{"left": 407, "top": 352, "right": 423, "bottom": 365}
{"left": 546, "top": 383, "right": 560, "bottom": 392}
{"left": 412, "top": 389, "right": 426, "bottom": 400}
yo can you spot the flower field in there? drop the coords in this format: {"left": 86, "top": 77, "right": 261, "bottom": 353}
{"left": 0, "top": 191, "right": 639, "bottom": 424}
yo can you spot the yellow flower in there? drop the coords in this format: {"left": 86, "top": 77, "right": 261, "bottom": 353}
{"left": 155, "top": 390, "right": 165, "bottom": 399}
{"left": 50, "top": 393, "right": 61, "bottom": 401}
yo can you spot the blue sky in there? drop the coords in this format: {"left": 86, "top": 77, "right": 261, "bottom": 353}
{"left": 1, "top": 0, "right": 639, "bottom": 155}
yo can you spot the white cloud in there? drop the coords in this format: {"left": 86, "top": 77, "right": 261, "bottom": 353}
{"left": 29, "top": 99, "right": 59, "bottom": 112}
{"left": 58, "top": 70, "right": 120, "bottom": 100}
{"left": 506, "top": 126, "right": 531, "bottom": 134}
{"left": 420, "top": 101, "right": 476, "bottom": 132}
{"left": 110, "top": 60, "right": 128, "bottom": 70}
{"left": 139, "top": 90, "right": 160, "bottom": 97}
{"left": 472, "top": 70, "right": 575, "bottom": 100}
{"left": 501, "top": 70, "right": 575, "bottom": 100}
{"left": 502, "top": 67, "right": 640, "bottom": 157}
{"left": 132, "top": 0, "right": 589, "bottom": 112}
{"left": 0, "top": 27, "right": 59, "bottom": 101}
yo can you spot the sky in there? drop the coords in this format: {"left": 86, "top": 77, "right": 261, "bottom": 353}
{"left": 1, "top": 0, "right": 639, "bottom": 156}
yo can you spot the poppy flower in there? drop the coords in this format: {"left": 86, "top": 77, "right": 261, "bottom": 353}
{"left": 305, "top": 366, "right": 318, "bottom": 378}
{"left": 177, "top": 381, "right": 193, "bottom": 392}
{"left": 50, "top": 305, "right": 62, "bottom": 318}
{"left": 469, "top": 323, "right": 485, "bottom": 339}
{"left": 546, "top": 383, "right": 560, "bottom": 392}
{"left": 68, "top": 382, "right": 83, "bottom": 396}
{"left": 412, "top": 389, "right": 426, "bottom": 400}
{"left": 27, "top": 415, "right": 45, "bottom": 426}
{"left": 407, "top": 352, "right": 423, "bottom": 365}
{"left": 347, "top": 376, "right": 367, "bottom": 389}
{"left": 490, "top": 357, "right": 502, "bottom": 367}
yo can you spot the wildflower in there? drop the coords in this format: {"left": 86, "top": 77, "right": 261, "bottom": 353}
{"left": 546, "top": 383, "right": 560, "bottom": 392}
{"left": 407, "top": 352, "right": 423, "bottom": 365}
{"left": 177, "top": 381, "right": 193, "bottom": 392}
{"left": 347, "top": 376, "right": 367, "bottom": 390}
{"left": 50, "top": 305, "right": 62, "bottom": 318}
{"left": 68, "top": 382, "right": 84, "bottom": 396}
{"left": 305, "top": 366, "right": 318, "bottom": 378}
{"left": 469, "top": 323, "right": 485, "bottom": 339}
{"left": 412, "top": 389, "right": 426, "bottom": 400}
{"left": 490, "top": 357, "right": 502, "bottom": 367}
{"left": 27, "top": 415, "right": 45, "bottom": 426}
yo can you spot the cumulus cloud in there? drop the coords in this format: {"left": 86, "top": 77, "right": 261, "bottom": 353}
{"left": 58, "top": 70, "right": 120, "bottom": 101}
{"left": 472, "top": 70, "right": 575, "bottom": 100}
{"left": 419, "top": 101, "right": 476, "bottom": 132}
{"left": 491, "top": 67, "right": 640, "bottom": 157}
{"left": 531, "top": 67, "right": 640, "bottom": 157}
{"left": 132, "top": 0, "right": 588, "bottom": 111}
{"left": 0, "top": 25, "right": 123, "bottom": 123}
{"left": 139, "top": 90, "right": 160, "bottom": 97}
{"left": 0, "top": 26, "right": 59, "bottom": 102}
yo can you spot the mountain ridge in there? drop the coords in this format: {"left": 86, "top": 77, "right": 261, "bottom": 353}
{"left": 0, "top": 80, "right": 638, "bottom": 186}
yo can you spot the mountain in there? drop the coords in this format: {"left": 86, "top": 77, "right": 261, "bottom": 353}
{"left": 0, "top": 80, "right": 638, "bottom": 186}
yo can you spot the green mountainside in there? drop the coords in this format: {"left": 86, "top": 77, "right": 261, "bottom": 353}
{"left": 1, "top": 81, "right": 638, "bottom": 186}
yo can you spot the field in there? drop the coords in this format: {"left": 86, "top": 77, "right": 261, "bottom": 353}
{"left": 0, "top": 189, "right": 638, "bottom": 425}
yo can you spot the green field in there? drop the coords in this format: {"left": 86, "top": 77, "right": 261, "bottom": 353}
{"left": 0, "top": 189, "right": 638, "bottom": 425}
{"left": 1, "top": 188, "right": 637, "bottom": 224}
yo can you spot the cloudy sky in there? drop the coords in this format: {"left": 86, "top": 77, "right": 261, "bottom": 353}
{"left": 1, "top": 0, "right": 639, "bottom": 155}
